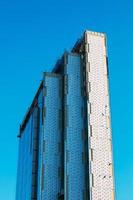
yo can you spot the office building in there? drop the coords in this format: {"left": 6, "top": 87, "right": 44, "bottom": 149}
{"left": 16, "top": 30, "right": 115, "bottom": 200}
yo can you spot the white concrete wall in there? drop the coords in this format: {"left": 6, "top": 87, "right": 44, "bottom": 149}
{"left": 85, "top": 31, "right": 115, "bottom": 200}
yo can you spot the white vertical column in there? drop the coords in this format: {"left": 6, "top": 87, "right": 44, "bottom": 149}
{"left": 85, "top": 31, "right": 115, "bottom": 200}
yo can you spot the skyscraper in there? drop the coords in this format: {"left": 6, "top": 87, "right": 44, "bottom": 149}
{"left": 16, "top": 30, "right": 115, "bottom": 200}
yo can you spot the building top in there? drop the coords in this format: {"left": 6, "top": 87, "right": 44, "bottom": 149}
{"left": 18, "top": 30, "right": 106, "bottom": 138}
{"left": 18, "top": 81, "right": 43, "bottom": 137}
{"left": 85, "top": 30, "right": 106, "bottom": 37}
{"left": 18, "top": 72, "right": 62, "bottom": 138}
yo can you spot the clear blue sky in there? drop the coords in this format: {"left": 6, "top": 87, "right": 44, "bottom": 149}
{"left": 0, "top": 0, "right": 133, "bottom": 199}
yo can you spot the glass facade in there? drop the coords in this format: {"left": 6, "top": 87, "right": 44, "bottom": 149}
{"left": 64, "top": 54, "right": 87, "bottom": 200}
{"left": 41, "top": 73, "right": 63, "bottom": 199}
{"left": 16, "top": 116, "right": 33, "bottom": 200}
{"left": 16, "top": 87, "right": 43, "bottom": 200}
{"left": 16, "top": 108, "right": 40, "bottom": 199}
{"left": 16, "top": 74, "right": 63, "bottom": 200}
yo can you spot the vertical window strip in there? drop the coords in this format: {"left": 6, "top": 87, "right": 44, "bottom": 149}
{"left": 85, "top": 54, "right": 88, "bottom": 65}
{"left": 86, "top": 71, "right": 89, "bottom": 84}
{"left": 88, "top": 62, "right": 90, "bottom": 72}
{"left": 80, "top": 65, "right": 83, "bottom": 86}
{"left": 88, "top": 43, "right": 90, "bottom": 52}
{"left": 66, "top": 150, "right": 69, "bottom": 163}
{"left": 43, "top": 140, "right": 45, "bottom": 152}
{"left": 83, "top": 70, "right": 86, "bottom": 87}
{"left": 30, "top": 116, "right": 33, "bottom": 153}
{"left": 90, "top": 103, "right": 92, "bottom": 114}
{"left": 66, "top": 175, "right": 69, "bottom": 200}
{"left": 91, "top": 149, "right": 93, "bottom": 161}
{"left": 41, "top": 164, "right": 44, "bottom": 191}
{"left": 91, "top": 173, "right": 94, "bottom": 187}
{"left": 90, "top": 125, "right": 92, "bottom": 137}
{"left": 89, "top": 82, "right": 91, "bottom": 92}
{"left": 44, "top": 86, "right": 47, "bottom": 96}
{"left": 64, "top": 53, "right": 68, "bottom": 66}
{"left": 59, "top": 109, "right": 62, "bottom": 131}
{"left": 80, "top": 65, "right": 84, "bottom": 97}
{"left": 65, "top": 105, "right": 68, "bottom": 127}
{"left": 86, "top": 91, "right": 89, "bottom": 100}
{"left": 106, "top": 56, "right": 109, "bottom": 77}
{"left": 42, "top": 106, "right": 46, "bottom": 122}
{"left": 85, "top": 43, "right": 88, "bottom": 53}
{"left": 64, "top": 74, "right": 68, "bottom": 95}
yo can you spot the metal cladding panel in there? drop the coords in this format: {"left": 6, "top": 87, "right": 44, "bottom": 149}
{"left": 85, "top": 31, "right": 115, "bottom": 200}
{"left": 36, "top": 90, "right": 44, "bottom": 200}
{"left": 64, "top": 54, "right": 86, "bottom": 200}
{"left": 16, "top": 117, "right": 32, "bottom": 200}
{"left": 16, "top": 104, "right": 41, "bottom": 200}
{"left": 41, "top": 74, "right": 62, "bottom": 200}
